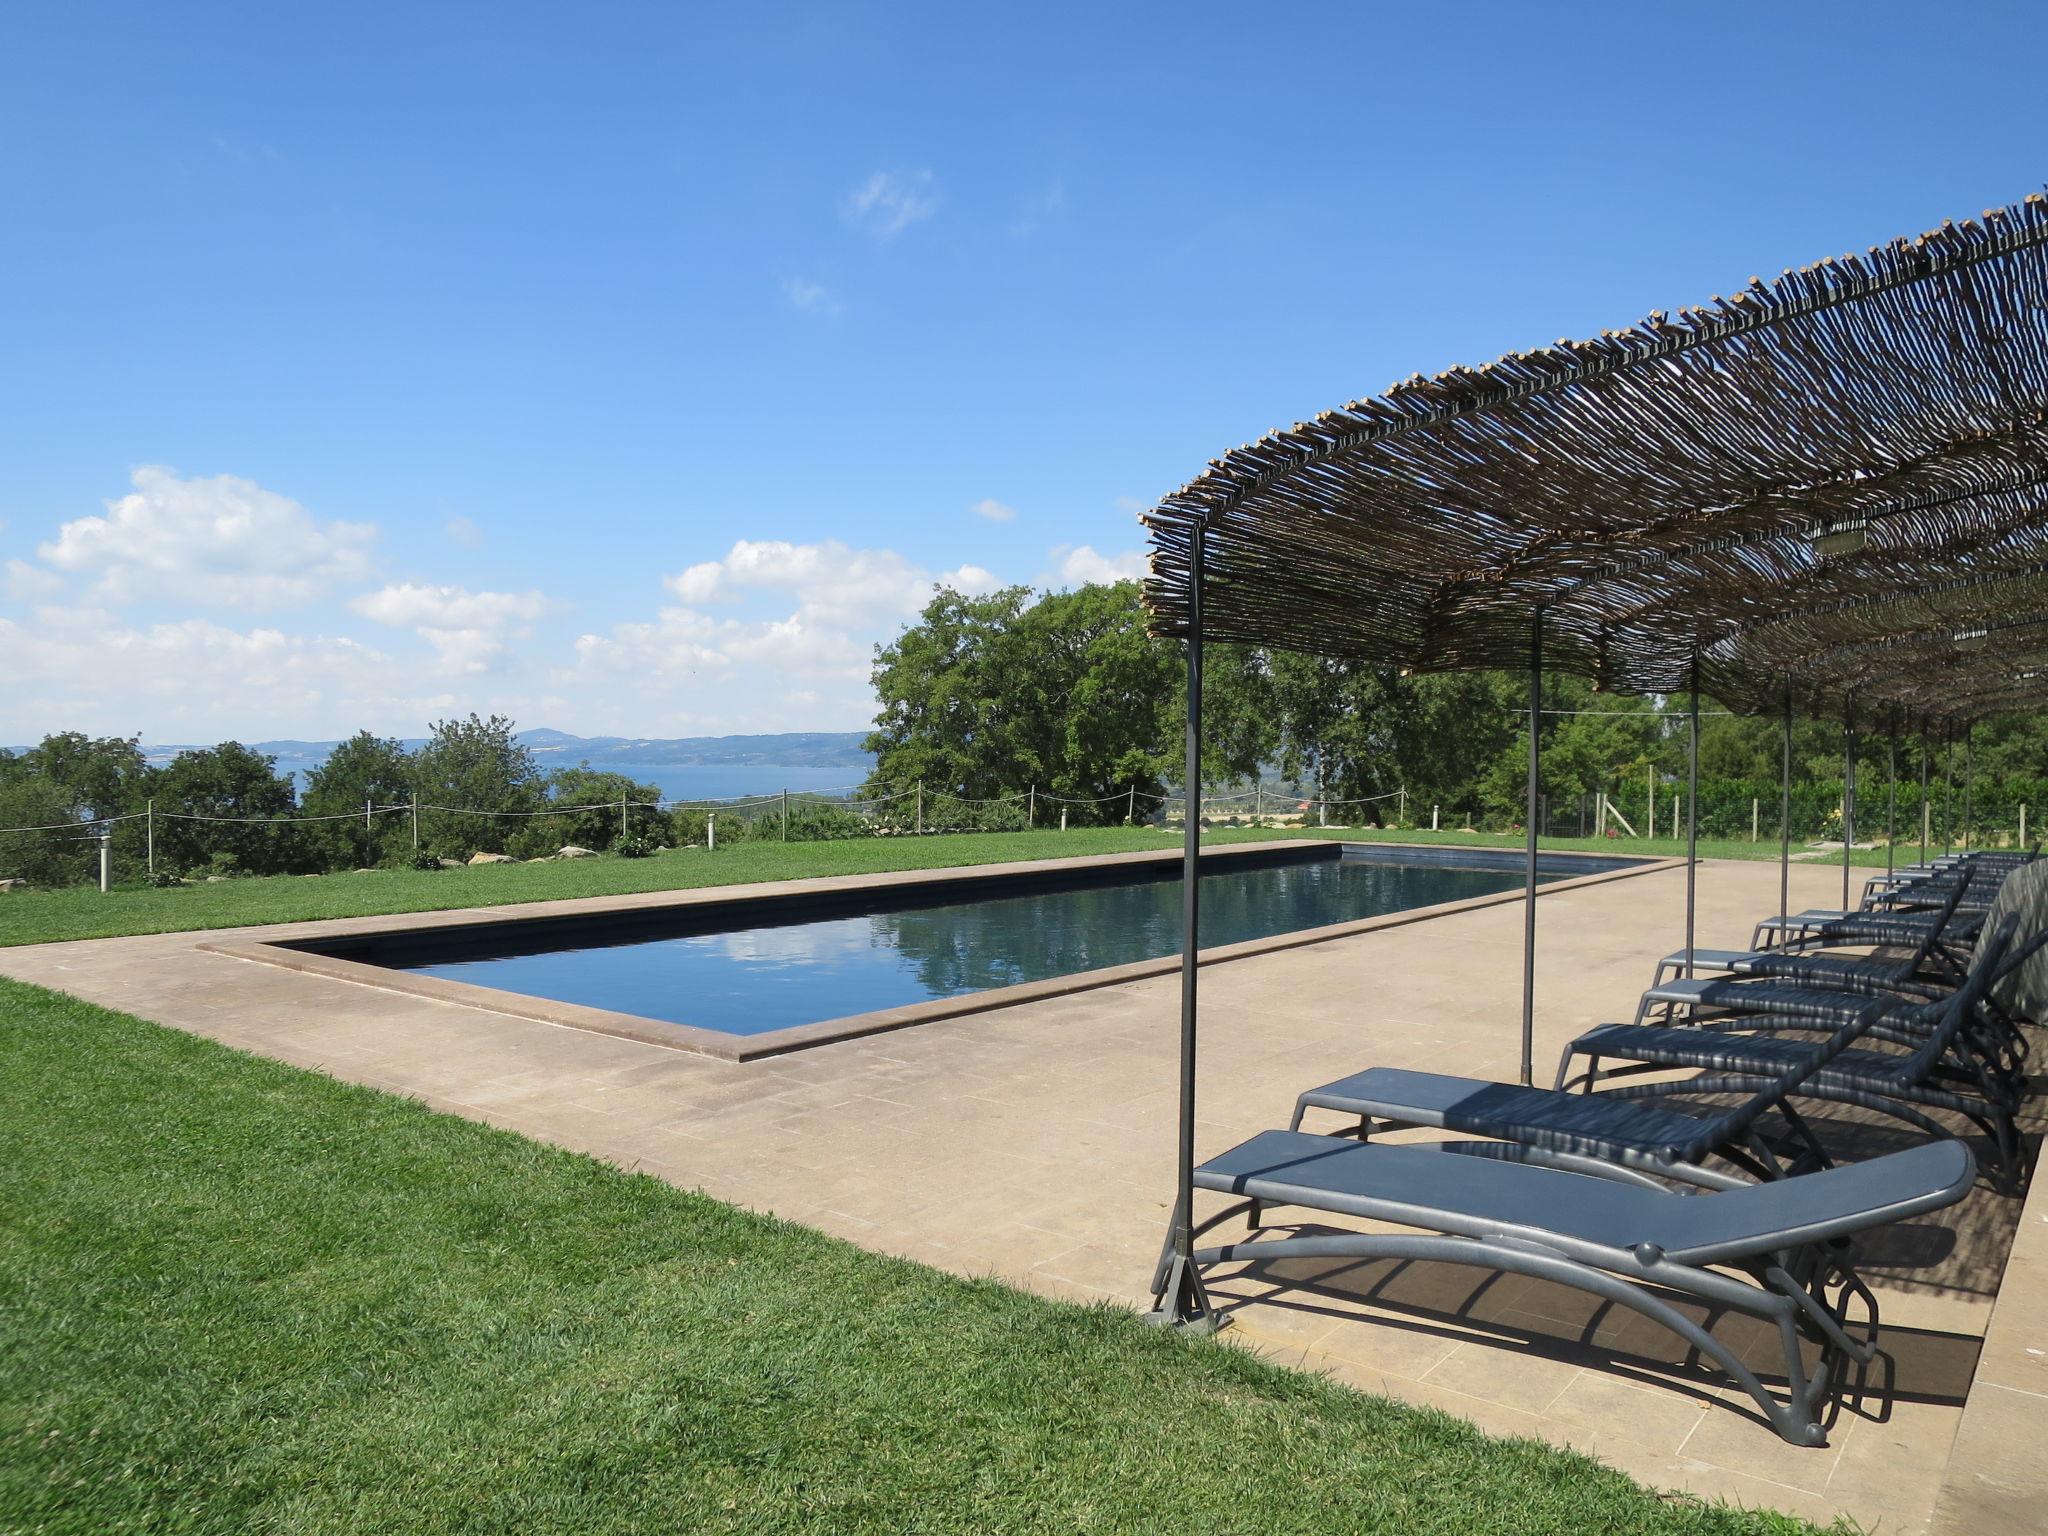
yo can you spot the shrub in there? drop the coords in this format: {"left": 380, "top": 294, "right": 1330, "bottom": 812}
{"left": 615, "top": 835, "right": 655, "bottom": 859}
{"left": 145, "top": 868, "right": 186, "bottom": 888}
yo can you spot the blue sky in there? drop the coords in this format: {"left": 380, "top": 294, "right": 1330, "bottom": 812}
{"left": 4, "top": 1, "right": 2047, "bottom": 742}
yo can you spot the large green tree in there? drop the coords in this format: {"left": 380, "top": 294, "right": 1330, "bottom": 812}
{"left": 150, "top": 743, "right": 308, "bottom": 876}
{"left": 865, "top": 581, "right": 1264, "bottom": 826}
{"left": 412, "top": 714, "right": 546, "bottom": 856}
{"left": 301, "top": 731, "right": 418, "bottom": 868}
{"left": 531, "top": 766, "right": 665, "bottom": 856}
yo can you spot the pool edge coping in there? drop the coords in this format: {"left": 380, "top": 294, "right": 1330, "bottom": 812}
{"left": 198, "top": 841, "right": 1683, "bottom": 1062}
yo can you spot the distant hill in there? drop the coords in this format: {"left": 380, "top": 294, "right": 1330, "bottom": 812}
{"left": 90, "top": 729, "right": 874, "bottom": 775}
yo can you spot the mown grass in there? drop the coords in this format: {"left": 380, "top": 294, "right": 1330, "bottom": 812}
{"left": 0, "top": 821, "right": 1938, "bottom": 949}
{"left": 0, "top": 979, "right": 1828, "bottom": 1535}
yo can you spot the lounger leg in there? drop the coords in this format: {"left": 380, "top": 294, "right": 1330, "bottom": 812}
{"left": 1554, "top": 1041, "right": 1587, "bottom": 1092}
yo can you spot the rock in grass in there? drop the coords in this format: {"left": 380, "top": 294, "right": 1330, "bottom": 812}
{"left": 557, "top": 845, "right": 596, "bottom": 859}
{"left": 468, "top": 851, "right": 517, "bottom": 866}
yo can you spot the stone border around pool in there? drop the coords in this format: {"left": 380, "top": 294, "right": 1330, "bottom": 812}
{"left": 200, "top": 839, "right": 1683, "bottom": 1062}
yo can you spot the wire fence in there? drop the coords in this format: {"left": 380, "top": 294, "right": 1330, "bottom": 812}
{"left": 15, "top": 772, "right": 2027, "bottom": 891}
{"left": 0, "top": 779, "right": 1427, "bottom": 889}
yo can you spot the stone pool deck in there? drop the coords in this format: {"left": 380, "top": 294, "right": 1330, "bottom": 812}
{"left": 3, "top": 848, "right": 2040, "bottom": 1533}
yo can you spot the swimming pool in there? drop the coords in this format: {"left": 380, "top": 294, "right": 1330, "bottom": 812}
{"left": 260, "top": 842, "right": 1652, "bottom": 1055}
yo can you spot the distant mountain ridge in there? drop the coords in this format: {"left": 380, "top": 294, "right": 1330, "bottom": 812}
{"left": 79, "top": 729, "right": 874, "bottom": 773}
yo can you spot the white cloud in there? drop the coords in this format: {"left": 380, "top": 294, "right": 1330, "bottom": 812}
{"left": 667, "top": 561, "right": 731, "bottom": 604}
{"left": 349, "top": 584, "right": 563, "bottom": 676}
{"left": 444, "top": 515, "right": 484, "bottom": 548}
{"left": 2, "top": 558, "right": 61, "bottom": 601}
{"left": 575, "top": 539, "right": 1001, "bottom": 728}
{"left": 782, "top": 276, "right": 837, "bottom": 312}
{"left": 1057, "top": 545, "right": 1149, "bottom": 586}
{"left": 0, "top": 605, "right": 463, "bottom": 741}
{"left": 349, "top": 583, "right": 557, "bottom": 630}
{"left": 842, "top": 170, "right": 938, "bottom": 239}
{"left": 969, "top": 498, "right": 1016, "bottom": 523}
{"left": 662, "top": 538, "right": 995, "bottom": 629}
{"left": 37, "top": 465, "right": 377, "bottom": 609}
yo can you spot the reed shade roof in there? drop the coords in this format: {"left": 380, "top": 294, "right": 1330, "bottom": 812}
{"left": 1143, "top": 193, "right": 2048, "bottom": 725}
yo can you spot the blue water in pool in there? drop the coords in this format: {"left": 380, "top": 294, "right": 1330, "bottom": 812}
{"left": 399, "top": 854, "right": 1554, "bottom": 1037}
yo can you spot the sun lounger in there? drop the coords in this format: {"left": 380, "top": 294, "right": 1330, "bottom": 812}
{"left": 1165, "top": 1128, "right": 1975, "bottom": 1444}
{"left": 1559, "top": 919, "right": 2029, "bottom": 1186}
{"left": 1287, "top": 998, "right": 1901, "bottom": 1191}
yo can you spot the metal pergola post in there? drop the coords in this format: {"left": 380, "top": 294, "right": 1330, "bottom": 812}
{"left": 1919, "top": 719, "right": 1931, "bottom": 865}
{"left": 1943, "top": 723, "right": 1955, "bottom": 855}
{"left": 1151, "top": 528, "right": 1215, "bottom": 1331}
{"left": 1520, "top": 608, "right": 1542, "bottom": 1087}
{"left": 1779, "top": 681, "right": 1793, "bottom": 927}
{"left": 1685, "top": 647, "right": 1700, "bottom": 977}
{"left": 1841, "top": 692, "right": 1857, "bottom": 909}
{"left": 1963, "top": 722, "right": 1976, "bottom": 850}
{"left": 1885, "top": 708, "right": 1898, "bottom": 881}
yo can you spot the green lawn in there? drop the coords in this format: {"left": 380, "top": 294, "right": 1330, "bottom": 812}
{"left": 0, "top": 822, "right": 1946, "bottom": 949}
{"left": 0, "top": 979, "right": 1826, "bottom": 1535}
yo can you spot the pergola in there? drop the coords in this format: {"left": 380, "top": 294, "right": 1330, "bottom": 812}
{"left": 1141, "top": 190, "right": 2048, "bottom": 1328}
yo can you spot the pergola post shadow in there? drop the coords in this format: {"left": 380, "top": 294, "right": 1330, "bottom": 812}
{"left": 1521, "top": 609, "right": 1543, "bottom": 1086}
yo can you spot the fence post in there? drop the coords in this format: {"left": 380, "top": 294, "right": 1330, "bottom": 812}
{"left": 412, "top": 799, "right": 419, "bottom": 851}
{"left": 365, "top": 798, "right": 372, "bottom": 835}
{"left": 98, "top": 825, "right": 110, "bottom": 894}
{"left": 1752, "top": 797, "right": 1759, "bottom": 842}
{"left": 781, "top": 788, "right": 789, "bottom": 842}
{"left": 1028, "top": 785, "right": 1035, "bottom": 826}
{"left": 916, "top": 782, "right": 923, "bottom": 836}
{"left": 1126, "top": 784, "right": 1135, "bottom": 825}
{"left": 1060, "top": 808, "right": 1067, "bottom": 832}
{"left": 146, "top": 799, "right": 155, "bottom": 876}
{"left": 1399, "top": 786, "right": 1406, "bottom": 825}
{"left": 1254, "top": 783, "right": 1262, "bottom": 821}
{"left": 1431, "top": 804, "right": 1439, "bottom": 831}
{"left": 708, "top": 812, "right": 716, "bottom": 851}
{"left": 1647, "top": 768, "right": 1655, "bottom": 840}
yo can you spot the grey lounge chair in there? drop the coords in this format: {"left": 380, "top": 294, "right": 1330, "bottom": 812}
{"left": 1288, "top": 997, "right": 1899, "bottom": 1192}
{"left": 1165, "top": 1129, "right": 1975, "bottom": 1445}
{"left": 1632, "top": 921, "right": 2045, "bottom": 1094}
{"left": 1750, "top": 854, "right": 2019, "bottom": 964}
{"left": 1643, "top": 881, "right": 1968, "bottom": 1008}
{"left": 1560, "top": 919, "right": 2031, "bottom": 1187}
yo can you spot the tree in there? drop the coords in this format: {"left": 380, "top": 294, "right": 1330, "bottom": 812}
{"left": 17, "top": 731, "right": 157, "bottom": 872}
{"left": 412, "top": 714, "right": 546, "bottom": 856}
{"left": 529, "top": 766, "right": 664, "bottom": 855}
{"left": 301, "top": 731, "right": 418, "bottom": 868}
{"left": 0, "top": 770, "right": 92, "bottom": 886}
{"left": 1262, "top": 652, "right": 1402, "bottom": 824}
{"left": 150, "top": 743, "right": 307, "bottom": 876}
{"left": 865, "top": 580, "right": 1258, "bottom": 826}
